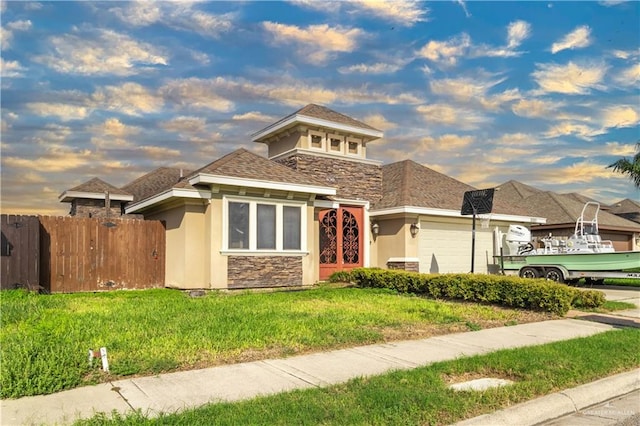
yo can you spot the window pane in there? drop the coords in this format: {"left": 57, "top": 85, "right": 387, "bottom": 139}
{"left": 330, "top": 138, "right": 341, "bottom": 151}
{"left": 228, "top": 202, "right": 249, "bottom": 249}
{"left": 311, "top": 134, "right": 322, "bottom": 148}
{"left": 348, "top": 141, "right": 358, "bottom": 154}
{"left": 283, "top": 206, "right": 301, "bottom": 250}
{"left": 257, "top": 204, "right": 276, "bottom": 249}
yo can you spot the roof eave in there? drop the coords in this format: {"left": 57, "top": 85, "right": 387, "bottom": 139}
{"left": 189, "top": 173, "right": 336, "bottom": 196}
{"left": 125, "top": 188, "right": 212, "bottom": 214}
{"left": 370, "top": 206, "right": 546, "bottom": 224}
{"left": 59, "top": 191, "right": 134, "bottom": 203}
{"left": 251, "top": 114, "right": 383, "bottom": 143}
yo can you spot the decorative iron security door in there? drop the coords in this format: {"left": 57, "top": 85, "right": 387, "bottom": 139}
{"left": 319, "top": 206, "right": 363, "bottom": 280}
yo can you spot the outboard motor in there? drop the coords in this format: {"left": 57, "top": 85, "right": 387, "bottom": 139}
{"left": 503, "top": 225, "right": 533, "bottom": 255}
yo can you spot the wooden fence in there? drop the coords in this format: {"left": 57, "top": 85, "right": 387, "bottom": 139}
{"left": 1, "top": 215, "right": 165, "bottom": 293}
{"left": 1, "top": 215, "right": 40, "bottom": 290}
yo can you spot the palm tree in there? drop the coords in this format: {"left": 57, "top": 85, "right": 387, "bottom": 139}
{"left": 608, "top": 142, "right": 640, "bottom": 189}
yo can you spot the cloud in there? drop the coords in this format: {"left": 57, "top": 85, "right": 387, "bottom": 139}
{"left": 601, "top": 105, "right": 640, "bottom": 128}
{"left": 613, "top": 63, "right": 640, "bottom": 87}
{"left": 338, "top": 61, "right": 405, "bottom": 75}
{"left": 455, "top": 0, "right": 471, "bottom": 17}
{"left": 551, "top": 25, "right": 591, "bottom": 54}
{"left": 110, "top": 1, "right": 234, "bottom": 38}
{"left": 416, "top": 103, "right": 489, "bottom": 130}
{"left": 511, "top": 98, "right": 560, "bottom": 118}
{"left": 362, "top": 113, "right": 397, "bottom": 131}
{"left": 543, "top": 121, "right": 603, "bottom": 140}
{"left": 88, "top": 118, "right": 141, "bottom": 149}
{"left": 34, "top": 28, "right": 168, "bottom": 76}
{"left": 3, "top": 149, "right": 93, "bottom": 173}
{"left": 263, "top": 22, "right": 363, "bottom": 64}
{"left": 429, "top": 75, "right": 520, "bottom": 111}
{"left": 231, "top": 112, "right": 274, "bottom": 122}
{"left": 538, "top": 161, "right": 615, "bottom": 184}
{"left": 532, "top": 61, "right": 607, "bottom": 94}
{"left": 26, "top": 102, "right": 89, "bottom": 121}
{"left": 160, "top": 78, "right": 235, "bottom": 112}
{"left": 161, "top": 116, "right": 207, "bottom": 133}
{"left": 138, "top": 145, "right": 181, "bottom": 159}
{"left": 350, "top": 0, "right": 428, "bottom": 26}
{"left": 507, "top": 20, "right": 531, "bottom": 49}
{"left": 417, "top": 33, "right": 471, "bottom": 67}
{"left": 419, "top": 134, "right": 475, "bottom": 151}
{"left": 1, "top": 19, "right": 31, "bottom": 49}
{"left": 0, "top": 57, "right": 26, "bottom": 77}
{"left": 92, "top": 82, "right": 164, "bottom": 116}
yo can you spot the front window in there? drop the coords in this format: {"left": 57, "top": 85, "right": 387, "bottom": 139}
{"left": 225, "top": 197, "right": 305, "bottom": 252}
{"left": 228, "top": 202, "right": 249, "bottom": 249}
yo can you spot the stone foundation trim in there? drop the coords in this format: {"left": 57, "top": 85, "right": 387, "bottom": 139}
{"left": 227, "top": 256, "right": 303, "bottom": 289}
{"left": 386, "top": 257, "right": 420, "bottom": 272}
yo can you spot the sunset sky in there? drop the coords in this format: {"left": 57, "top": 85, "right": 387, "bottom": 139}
{"left": 1, "top": 0, "right": 639, "bottom": 215}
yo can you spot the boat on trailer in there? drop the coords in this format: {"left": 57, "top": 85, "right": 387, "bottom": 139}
{"left": 498, "top": 202, "right": 640, "bottom": 284}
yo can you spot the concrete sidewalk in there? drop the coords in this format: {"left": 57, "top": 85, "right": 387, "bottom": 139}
{"left": 2, "top": 318, "right": 635, "bottom": 426}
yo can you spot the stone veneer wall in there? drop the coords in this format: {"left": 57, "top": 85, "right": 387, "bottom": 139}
{"left": 70, "top": 199, "right": 142, "bottom": 219}
{"left": 276, "top": 154, "right": 382, "bottom": 203}
{"left": 227, "top": 256, "right": 303, "bottom": 289}
{"left": 386, "top": 260, "right": 419, "bottom": 272}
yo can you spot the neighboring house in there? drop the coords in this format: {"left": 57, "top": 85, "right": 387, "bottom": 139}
{"left": 609, "top": 199, "right": 640, "bottom": 225}
{"left": 495, "top": 181, "right": 640, "bottom": 251}
{"left": 59, "top": 105, "right": 550, "bottom": 290}
{"left": 58, "top": 178, "right": 134, "bottom": 218}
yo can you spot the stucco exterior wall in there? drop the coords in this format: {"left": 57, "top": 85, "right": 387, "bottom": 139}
{"left": 371, "top": 217, "right": 419, "bottom": 269}
{"left": 146, "top": 201, "right": 209, "bottom": 289}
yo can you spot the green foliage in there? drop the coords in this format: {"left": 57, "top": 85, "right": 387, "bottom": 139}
{"left": 350, "top": 268, "right": 606, "bottom": 315}
{"left": 327, "top": 270, "right": 353, "bottom": 283}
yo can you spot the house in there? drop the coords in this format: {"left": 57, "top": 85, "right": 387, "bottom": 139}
{"left": 495, "top": 181, "right": 640, "bottom": 251}
{"left": 60, "top": 105, "right": 580, "bottom": 290}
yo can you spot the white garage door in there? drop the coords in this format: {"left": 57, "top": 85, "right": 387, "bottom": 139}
{"left": 419, "top": 220, "right": 495, "bottom": 274}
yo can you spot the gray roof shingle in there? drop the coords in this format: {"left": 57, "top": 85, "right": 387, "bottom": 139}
{"left": 60, "top": 177, "right": 132, "bottom": 201}
{"left": 374, "top": 160, "right": 527, "bottom": 215}
{"left": 121, "top": 167, "right": 192, "bottom": 202}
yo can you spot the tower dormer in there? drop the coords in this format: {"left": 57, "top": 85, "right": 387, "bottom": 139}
{"left": 251, "top": 104, "right": 383, "bottom": 161}
{"left": 252, "top": 104, "right": 384, "bottom": 203}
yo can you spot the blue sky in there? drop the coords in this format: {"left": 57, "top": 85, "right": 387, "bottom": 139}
{"left": 1, "top": 0, "right": 639, "bottom": 215}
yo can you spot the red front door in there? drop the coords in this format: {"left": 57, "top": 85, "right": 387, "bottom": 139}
{"left": 319, "top": 206, "right": 363, "bottom": 280}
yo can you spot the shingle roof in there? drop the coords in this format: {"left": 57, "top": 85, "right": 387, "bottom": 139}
{"left": 374, "top": 160, "right": 527, "bottom": 215}
{"left": 179, "top": 148, "right": 329, "bottom": 188}
{"left": 66, "top": 177, "right": 132, "bottom": 196}
{"left": 609, "top": 198, "right": 640, "bottom": 224}
{"left": 293, "top": 104, "right": 381, "bottom": 132}
{"left": 494, "top": 180, "right": 542, "bottom": 205}
{"left": 121, "top": 167, "right": 192, "bottom": 202}
{"left": 504, "top": 191, "right": 640, "bottom": 230}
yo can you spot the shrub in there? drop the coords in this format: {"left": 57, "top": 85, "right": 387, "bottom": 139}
{"left": 328, "top": 270, "right": 353, "bottom": 283}
{"left": 349, "top": 268, "right": 606, "bottom": 316}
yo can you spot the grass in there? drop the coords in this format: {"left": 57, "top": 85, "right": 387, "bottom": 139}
{"left": 1, "top": 286, "right": 555, "bottom": 399}
{"left": 75, "top": 328, "right": 640, "bottom": 425}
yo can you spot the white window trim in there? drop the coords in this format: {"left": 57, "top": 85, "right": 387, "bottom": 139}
{"left": 308, "top": 130, "right": 326, "bottom": 151}
{"left": 328, "top": 133, "right": 344, "bottom": 154}
{"left": 346, "top": 136, "right": 361, "bottom": 157}
{"left": 222, "top": 195, "right": 308, "bottom": 255}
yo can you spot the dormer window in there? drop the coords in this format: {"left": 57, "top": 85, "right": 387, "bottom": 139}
{"left": 329, "top": 134, "right": 343, "bottom": 153}
{"left": 309, "top": 130, "right": 325, "bottom": 150}
{"left": 347, "top": 139, "right": 359, "bottom": 155}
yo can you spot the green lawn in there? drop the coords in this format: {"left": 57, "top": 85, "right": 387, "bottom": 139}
{"left": 76, "top": 328, "right": 640, "bottom": 426}
{"left": 1, "top": 286, "right": 555, "bottom": 398}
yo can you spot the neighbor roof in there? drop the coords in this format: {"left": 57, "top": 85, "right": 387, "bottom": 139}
{"left": 122, "top": 167, "right": 192, "bottom": 203}
{"left": 374, "top": 160, "right": 527, "bottom": 216}
{"left": 608, "top": 198, "right": 640, "bottom": 224}
{"left": 516, "top": 192, "right": 640, "bottom": 230}
{"left": 59, "top": 177, "right": 133, "bottom": 202}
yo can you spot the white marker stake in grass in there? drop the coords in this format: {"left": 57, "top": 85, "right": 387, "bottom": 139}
{"left": 88, "top": 348, "right": 110, "bottom": 372}
{"left": 100, "top": 347, "right": 109, "bottom": 372}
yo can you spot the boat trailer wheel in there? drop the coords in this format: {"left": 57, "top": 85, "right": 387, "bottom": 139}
{"left": 519, "top": 267, "right": 540, "bottom": 279}
{"left": 543, "top": 268, "right": 564, "bottom": 283}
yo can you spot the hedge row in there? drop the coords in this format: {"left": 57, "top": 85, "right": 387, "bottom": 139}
{"left": 331, "top": 268, "right": 605, "bottom": 316}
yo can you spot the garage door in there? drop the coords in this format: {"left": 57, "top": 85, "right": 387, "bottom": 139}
{"left": 419, "top": 220, "right": 495, "bottom": 274}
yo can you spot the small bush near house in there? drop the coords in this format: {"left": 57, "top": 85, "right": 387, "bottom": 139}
{"left": 343, "top": 268, "right": 605, "bottom": 315}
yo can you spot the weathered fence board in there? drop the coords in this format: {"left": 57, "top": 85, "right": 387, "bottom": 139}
{"left": 1, "top": 215, "right": 165, "bottom": 293}
{"left": 1, "top": 215, "right": 40, "bottom": 290}
{"left": 39, "top": 216, "right": 165, "bottom": 293}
